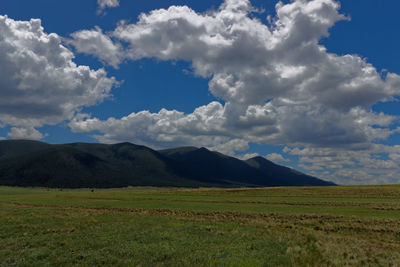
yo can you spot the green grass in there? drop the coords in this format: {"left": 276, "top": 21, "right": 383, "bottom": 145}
{"left": 1, "top": 185, "right": 400, "bottom": 266}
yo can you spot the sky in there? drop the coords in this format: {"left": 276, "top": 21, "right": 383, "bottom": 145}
{"left": 0, "top": 0, "right": 400, "bottom": 185}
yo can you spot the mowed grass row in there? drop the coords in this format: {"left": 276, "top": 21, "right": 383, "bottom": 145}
{"left": 1, "top": 185, "right": 400, "bottom": 266}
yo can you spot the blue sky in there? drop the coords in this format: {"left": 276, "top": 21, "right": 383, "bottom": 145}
{"left": 0, "top": 0, "right": 399, "bottom": 185}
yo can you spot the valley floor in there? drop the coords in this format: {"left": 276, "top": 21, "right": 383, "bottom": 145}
{"left": 1, "top": 185, "right": 400, "bottom": 266}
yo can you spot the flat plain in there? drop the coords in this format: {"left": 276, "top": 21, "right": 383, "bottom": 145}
{"left": 1, "top": 185, "right": 400, "bottom": 266}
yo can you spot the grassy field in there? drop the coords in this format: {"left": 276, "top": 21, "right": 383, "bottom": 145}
{"left": 1, "top": 185, "right": 400, "bottom": 266}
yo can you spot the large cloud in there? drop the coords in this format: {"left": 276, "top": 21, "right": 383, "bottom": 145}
{"left": 69, "top": 0, "right": 400, "bottom": 183}
{"left": 70, "top": 101, "right": 233, "bottom": 148}
{"left": 0, "top": 15, "right": 117, "bottom": 139}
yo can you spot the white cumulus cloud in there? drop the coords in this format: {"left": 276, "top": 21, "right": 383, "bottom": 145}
{"left": 70, "top": 101, "right": 229, "bottom": 148}
{"left": 69, "top": 26, "right": 123, "bottom": 68}
{"left": 0, "top": 15, "right": 117, "bottom": 139}
{"left": 7, "top": 127, "right": 46, "bottom": 140}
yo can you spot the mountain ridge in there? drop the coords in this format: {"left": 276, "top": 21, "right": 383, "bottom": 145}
{"left": 0, "top": 140, "right": 335, "bottom": 188}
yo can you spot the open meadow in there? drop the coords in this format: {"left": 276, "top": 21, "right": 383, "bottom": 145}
{"left": 1, "top": 185, "right": 400, "bottom": 266}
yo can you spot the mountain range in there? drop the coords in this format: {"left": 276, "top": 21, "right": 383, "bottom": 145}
{"left": 0, "top": 140, "right": 335, "bottom": 188}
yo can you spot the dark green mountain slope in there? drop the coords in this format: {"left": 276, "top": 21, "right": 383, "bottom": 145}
{"left": 246, "top": 156, "right": 335, "bottom": 186}
{"left": 158, "top": 147, "right": 284, "bottom": 186}
{"left": 0, "top": 142, "right": 201, "bottom": 188}
{"left": 0, "top": 145, "right": 120, "bottom": 188}
{"left": 159, "top": 147, "right": 333, "bottom": 187}
{"left": 0, "top": 140, "right": 335, "bottom": 188}
{"left": 0, "top": 140, "right": 50, "bottom": 159}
